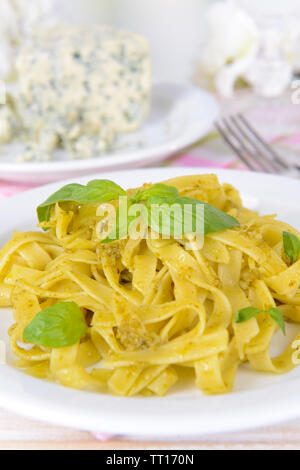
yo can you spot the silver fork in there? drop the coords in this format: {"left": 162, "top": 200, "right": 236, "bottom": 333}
{"left": 215, "top": 114, "right": 298, "bottom": 176}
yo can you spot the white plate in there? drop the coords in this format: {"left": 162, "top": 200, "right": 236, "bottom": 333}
{"left": 0, "top": 167, "right": 300, "bottom": 439}
{"left": 0, "top": 83, "right": 219, "bottom": 184}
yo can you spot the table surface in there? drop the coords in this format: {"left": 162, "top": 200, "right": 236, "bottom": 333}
{"left": 0, "top": 89, "right": 300, "bottom": 450}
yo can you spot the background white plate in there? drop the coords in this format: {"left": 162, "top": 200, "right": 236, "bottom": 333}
{"left": 0, "top": 84, "right": 219, "bottom": 184}
{"left": 0, "top": 167, "right": 300, "bottom": 439}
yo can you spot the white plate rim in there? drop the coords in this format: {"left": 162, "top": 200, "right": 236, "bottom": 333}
{"left": 0, "top": 167, "right": 300, "bottom": 438}
{"left": 0, "top": 84, "right": 219, "bottom": 184}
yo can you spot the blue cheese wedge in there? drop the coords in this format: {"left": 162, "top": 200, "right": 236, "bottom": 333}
{"left": 10, "top": 24, "right": 151, "bottom": 161}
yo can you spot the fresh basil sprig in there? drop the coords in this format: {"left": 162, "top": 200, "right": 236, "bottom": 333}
{"left": 37, "top": 179, "right": 240, "bottom": 241}
{"left": 23, "top": 301, "right": 88, "bottom": 348}
{"left": 144, "top": 194, "right": 240, "bottom": 237}
{"left": 283, "top": 231, "right": 300, "bottom": 265}
{"left": 37, "top": 180, "right": 126, "bottom": 228}
{"left": 235, "top": 306, "right": 286, "bottom": 335}
{"left": 103, "top": 190, "right": 239, "bottom": 242}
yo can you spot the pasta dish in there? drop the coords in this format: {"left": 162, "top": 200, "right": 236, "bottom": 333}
{"left": 1, "top": 174, "right": 300, "bottom": 397}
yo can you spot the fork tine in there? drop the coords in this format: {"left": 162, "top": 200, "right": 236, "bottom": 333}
{"left": 238, "top": 114, "right": 290, "bottom": 171}
{"left": 230, "top": 115, "right": 280, "bottom": 173}
{"left": 223, "top": 116, "right": 277, "bottom": 173}
{"left": 215, "top": 120, "right": 258, "bottom": 172}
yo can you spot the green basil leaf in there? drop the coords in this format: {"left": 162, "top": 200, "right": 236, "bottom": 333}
{"left": 235, "top": 307, "right": 261, "bottom": 323}
{"left": 131, "top": 184, "right": 179, "bottom": 203}
{"left": 283, "top": 231, "right": 300, "bottom": 265}
{"left": 200, "top": 201, "right": 240, "bottom": 234}
{"left": 144, "top": 196, "right": 182, "bottom": 237}
{"left": 180, "top": 197, "right": 240, "bottom": 235}
{"left": 23, "top": 301, "right": 88, "bottom": 348}
{"left": 235, "top": 306, "right": 286, "bottom": 336}
{"left": 145, "top": 195, "right": 240, "bottom": 237}
{"left": 37, "top": 180, "right": 126, "bottom": 228}
{"left": 268, "top": 307, "right": 286, "bottom": 335}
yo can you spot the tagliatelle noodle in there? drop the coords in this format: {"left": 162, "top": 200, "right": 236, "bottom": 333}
{"left": 1, "top": 174, "right": 300, "bottom": 396}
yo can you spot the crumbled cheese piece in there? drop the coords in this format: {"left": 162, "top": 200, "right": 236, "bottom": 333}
{"left": 9, "top": 23, "right": 151, "bottom": 161}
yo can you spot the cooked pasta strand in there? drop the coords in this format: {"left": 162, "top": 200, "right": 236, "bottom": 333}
{"left": 1, "top": 174, "right": 300, "bottom": 396}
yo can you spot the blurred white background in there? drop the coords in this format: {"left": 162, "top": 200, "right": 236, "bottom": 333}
{"left": 2, "top": 0, "right": 300, "bottom": 91}
{"left": 52, "top": 0, "right": 300, "bottom": 87}
{"left": 54, "top": 0, "right": 211, "bottom": 83}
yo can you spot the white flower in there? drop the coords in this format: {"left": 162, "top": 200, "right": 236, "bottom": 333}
{"left": 199, "top": 0, "right": 258, "bottom": 97}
